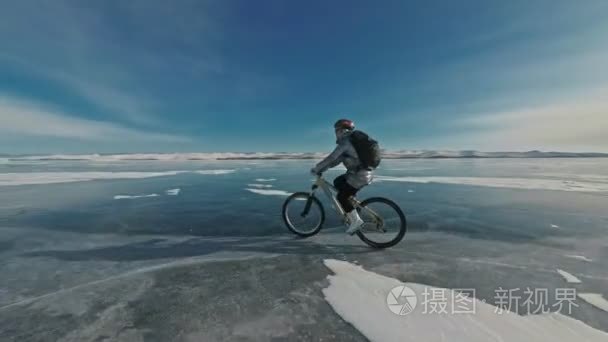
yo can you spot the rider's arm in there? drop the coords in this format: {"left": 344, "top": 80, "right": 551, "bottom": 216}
{"left": 312, "top": 145, "right": 345, "bottom": 174}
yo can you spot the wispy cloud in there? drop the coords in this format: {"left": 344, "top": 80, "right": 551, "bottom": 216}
{"left": 0, "top": 1, "right": 221, "bottom": 126}
{"left": 0, "top": 96, "right": 189, "bottom": 143}
{"left": 0, "top": 3, "right": 151, "bottom": 125}
{"left": 51, "top": 71, "right": 158, "bottom": 126}
{"left": 0, "top": 57, "right": 159, "bottom": 126}
{"left": 442, "top": 87, "right": 608, "bottom": 152}
{"left": 378, "top": 4, "right": 608, "bottom": 152}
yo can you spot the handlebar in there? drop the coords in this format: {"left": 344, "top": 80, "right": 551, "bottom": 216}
{"left": 311, "top": 170, "right": 323, "bottom": 177}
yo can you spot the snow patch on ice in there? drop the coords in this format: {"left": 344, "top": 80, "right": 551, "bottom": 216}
{"left": 0, "top": 169, "right": 237, "bottom": 186}
{"left": 255, "top": 178, "right": 276, "bottom": 182}
{"left": 551, "top": 224, "right": 560, "bottom": 229}
{"left": 578, "top": 293, "right": 608, "bottom": 313}
{"left": 322, "top": 259, "right": 608, "bottom": 342}
{"left": 0, "top": 171, "right": 187, "bottom": 186}
{"left": 375, "top": 176, "right": 608, "bottom": 192}
{"left": 5, "top": 153, "right": 321, "bottom": 162}
{"left": 193, "top": 169, "right": 236, "bottom": 175}
{"left": 245, "top": 188, "right": 292, "bottom": 197}
{"left": 165, "top": 188, "right": 181, "bottom": 196}
{"left": 556, "top": 269, "right": 582, "bottom": 283}
{"left": 247, "top": 184, "right": 273, "bottom": 188}
{"left": 407, "top": 189, "right": 415, "bottom": 193}
{"left": 536, "top": 173, "right": 608, "bottom": 183}
{"left": 564, "top": 255, "right": 593, "bottom": 262}
{"left": 114, "top": 194, "right": 159, "bottom": 200}
{"left": 385, "top": 167, "right": 437, "bottom": 171}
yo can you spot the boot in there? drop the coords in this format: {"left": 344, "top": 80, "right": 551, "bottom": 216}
{"left": 346, "top": 210, "right": 364, "bottom": 235}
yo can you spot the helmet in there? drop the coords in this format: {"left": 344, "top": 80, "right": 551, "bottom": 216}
{"left": 334, "top": 119, "right": 355, "bottom": 130}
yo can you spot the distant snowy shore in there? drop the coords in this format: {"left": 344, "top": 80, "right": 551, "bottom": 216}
{"left": 2, "top": 150, "right": 607, "bottom": 162}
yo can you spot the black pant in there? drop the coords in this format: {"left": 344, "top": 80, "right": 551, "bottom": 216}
{"left": 334, "top": 175, "right": 359, "bottom": 213}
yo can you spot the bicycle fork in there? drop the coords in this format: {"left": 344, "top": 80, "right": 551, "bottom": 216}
{"left": 301, "top": 181, "right": 346, "bottom": 220}
{"left": 300, "top": 192, "right": 315, "bottom": 218}
{"left": 300, "top": 183, "right": 323, "bottom": 218}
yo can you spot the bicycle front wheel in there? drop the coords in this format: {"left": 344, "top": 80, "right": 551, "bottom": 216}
{"left": 282, "top": 192, "right": 325, "bottom": 237}
{"left": 356, "top": 197, "right": 406, "bottom": 248}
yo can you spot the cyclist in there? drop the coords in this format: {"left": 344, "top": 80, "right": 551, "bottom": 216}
{"left": 310, "top": 119, "right": 373, "bottom": 234}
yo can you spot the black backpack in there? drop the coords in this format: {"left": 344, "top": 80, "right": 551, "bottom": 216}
{"left": 349, "top": 130, "right": 381, "bottom": 169}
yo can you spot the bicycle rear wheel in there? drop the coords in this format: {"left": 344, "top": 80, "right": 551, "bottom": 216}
{"left": 356, "top": 197, "right": 406, "bottom": 248}
{"left": 282, "top": 192, "right": 325, "bottom": 237}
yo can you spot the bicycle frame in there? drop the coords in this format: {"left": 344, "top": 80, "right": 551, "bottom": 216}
{"left": 310, "top": 176, "right": 347, "bottom": 217}
{"left": 305, "top": 176, "right": 383, "bottom": 227}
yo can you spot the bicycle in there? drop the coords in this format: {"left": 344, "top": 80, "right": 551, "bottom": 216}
{"left": 281, "top": 174, "right": 407, "bottom": 248}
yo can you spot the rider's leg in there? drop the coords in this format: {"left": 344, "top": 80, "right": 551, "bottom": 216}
{"left": 334, "top": 175, "right": 364, "bottom": 234}
{"left": 334, "top": 175, "right": 357, "bottom": 211}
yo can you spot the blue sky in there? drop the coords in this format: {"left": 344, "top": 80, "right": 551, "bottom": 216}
{"left": 1, "top": 0, "right": 607, "bottom": 154}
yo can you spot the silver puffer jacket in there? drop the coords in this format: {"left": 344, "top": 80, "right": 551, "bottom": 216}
{"left": 312, "top": 130, "right": 373, "bottom": 189}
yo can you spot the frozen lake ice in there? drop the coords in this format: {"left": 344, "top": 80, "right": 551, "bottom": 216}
{"left": 0, "top": 157, "right": 607, "bottom": 341}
